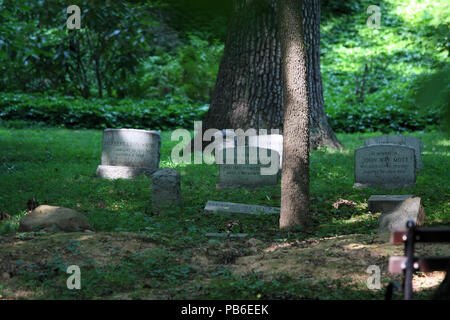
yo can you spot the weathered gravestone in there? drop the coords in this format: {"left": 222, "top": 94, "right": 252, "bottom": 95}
{"left": 216, "top": 146, "right": 280, "bottom": 189}
{"left": 151, "top": 168, "right": 182, "bottom": 213}
{"left": 354, "top": 144, "right": 416, "bottom": 189}
{"left": 96, "top": 129, "right": 161, "bottom": 179}
{"left": 377, "top": 197, "right": 426, "bottom": 232}
{"left": 248, "top": 134, "right": 283, "bottom": 167}
{"left": 364, "top": 135, "right": 422, "bottom": 170}
{"left": 204, "top": 200, "right": 280, "bottom": 215}
{"left": 368, "top": 195, "right": 413, "bottom": 213}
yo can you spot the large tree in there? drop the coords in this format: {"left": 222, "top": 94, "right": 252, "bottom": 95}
{"left": 203, "top": 0, "right": 342, "bottom": 150}
{"left": 278, "top": 0, "right": 310, "bottom": 229}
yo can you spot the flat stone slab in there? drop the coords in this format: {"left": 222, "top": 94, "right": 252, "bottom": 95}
{"left": 354, "top": 144, "right": 416, "bottom": 189}
{"left": 18, "top": 205, "right": 93, "bottom": 233}
{"left": 216, "top": 146, "right": 280, "bottom": 189}
{"left": 368, "top": 195, "right": 413, "bottom": 213}
{"left": 364, "top": 135, "right": 422, "bottom": 170}
{"left": 378, "top": 197, "right": 426, "bottom": 232}
{"left": 206, "top": 233, "right": 248, "bottom": 238}
{"left": 96, "top": 128, "right": 161, "bottom": 179}
{"left": 204, "top": 201, "right": 280, "bottom": 215}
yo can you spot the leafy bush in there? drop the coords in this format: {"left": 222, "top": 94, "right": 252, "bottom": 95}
{"left": 0, "top": 93, "right": 208, "bottom": 130}
{"left": 326, "top": 104, "right": 441, "bottom": 133}
{"left": 129, "top": 35, "right": 223, "bottom": 104}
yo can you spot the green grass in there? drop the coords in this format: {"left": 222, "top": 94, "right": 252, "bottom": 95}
{"left": 0, "top": 126, "right": 448, "bottom": 299}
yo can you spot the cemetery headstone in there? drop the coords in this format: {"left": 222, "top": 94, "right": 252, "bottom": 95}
{"left": 248, "top": 134, "right": 283, "bottom": 167}
{"left": 204, "top": 200, "right": 280, "bottom": 215}
{"left": 354, "top": 144, "right": 416, "bottom": 189}
{"left": 96, "top": 128, "right": 161, "bottom": 179}
{"left": 364, "top": 135, "right": 422, "bottom": 170}
{"left": 151, "top": 168, "right": 182, "bottom": 213}
{"left": 216, "top": 146, "right": 280, "bottom": 189}
{"left": 378, "top": 197, "right": 426, "bottom": 232}
{"left": 368, "top": 195, "right": 413, "bottom": 213}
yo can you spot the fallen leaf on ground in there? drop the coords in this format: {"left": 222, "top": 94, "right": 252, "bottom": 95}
{"left": 332, "top": 198, "right": 357, "bottom": 209}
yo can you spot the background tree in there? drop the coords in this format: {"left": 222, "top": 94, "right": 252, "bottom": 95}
{"left": 279, "top": 0, "right": 310, "bottom": 229}
{"left": 203, "top": 0, "right": 342, "bottom": 149}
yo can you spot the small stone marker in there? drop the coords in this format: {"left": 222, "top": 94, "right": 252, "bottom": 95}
{"left": 216, "top": 146, "right": 280, "bottom": 189}
{"left": 151, "top": 168, "right": 182, "bottom": 213}
{"left": 248, "top": 134, "right": 283, "bottom": 167}
{"left": 368, "top": 195, "right": 413, "bottom": 213}
{"left": 96, "top": 128, "right": 161, "bottom": 179}
{"left": 378, "top": 197, "right": 426, "bottom": 232}
{"left": 206, "top": 233, "right": 248, "bottom": 238}
{"left": 364, "top": 135, "right": 422, "bottom": 170}
{"left": 204, "top": 200, "right": 280, "bottom": 215}
{"left": 354, "top": 144, "right": 416, "bottom": 189}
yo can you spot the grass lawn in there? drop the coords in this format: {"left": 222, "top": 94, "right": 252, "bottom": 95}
{"left": 0, "top": 127, "right": 449, "bottom": 299}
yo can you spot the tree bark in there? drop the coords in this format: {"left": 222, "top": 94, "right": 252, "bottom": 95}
{"left": 278, "top": 0, "right": 310, "bottom": 230}
{"left": 302, "top": 0, "right": 342, "bottom": 149}
{"left": 204, "top": 0, "right": 342, "bottom": 150}
{"left": 204, "top": 0, "right": 282, "bottom": 132}
{"left": 433, "top": 269, "right": 450, "bottom": 300}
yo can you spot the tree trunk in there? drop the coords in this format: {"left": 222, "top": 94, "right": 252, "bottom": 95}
{"left": 302, "top": 0, "right": 342, "bottom": 149}
{"left": 204, "top": 0, "right": 342, "bottom": 150}
{"left": 433, "top": 270, "right": 450, "bottom": 300}
{"left": 278, "top": 0, "right": 310, "bottom": 230}
{"left": 204, "top": 0, "right": 282, "bottom": 132}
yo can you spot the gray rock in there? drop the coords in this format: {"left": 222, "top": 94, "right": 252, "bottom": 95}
{"left": 368, "top": 195, "right": 413, "bottom": 213}
{"left": 18, "top": 205, "right": 93, "bottom": 233}
{"left": 364, "top": 135, "right": 422, "bottom": 170}
{"left": 151, "top": 168, "right": 182, "bottom": 213}
{"left": 354, "top": 144, "right": 416, "bottom": 189}
{"left": 96, "top": 128, "right": 161, "bottom": 179}
{"left": 378, "top": 197, "right": 426, "bottom": 232}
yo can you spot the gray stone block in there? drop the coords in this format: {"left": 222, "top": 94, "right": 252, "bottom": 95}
{"left": 368, "top": 195, "right": 413, "bottom": 213}
{"left": 378, "top": 197, "right": 426, "bottom": 232}
{"left": 152, "top": 168, "right": 182, "bottom": 213}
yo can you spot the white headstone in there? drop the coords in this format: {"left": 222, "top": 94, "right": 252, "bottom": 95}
{"left": 96, "top": 128, "right": 161, "bottom": 179}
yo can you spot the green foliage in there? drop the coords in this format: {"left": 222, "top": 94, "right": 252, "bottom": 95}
{"left": 0, "top": 0, "right": 158, "bottom": 98}
{"left": 0, "top": 92, "right": 207, "bottom": 130}
{"left": 130, "top": 35, "right": 223, "bottom": 103}
{"left": 321, "top": 0, "right": 449, "bottom": 133}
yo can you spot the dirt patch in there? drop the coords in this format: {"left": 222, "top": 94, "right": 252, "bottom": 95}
{"left": 0, "top": 231, "right": 158, "bottom": 299}
{"left": 232, "top": 233, "right": 449, "bottom": 291}
{"left": 1, "top": 231, "right": 448, "bottom": 299}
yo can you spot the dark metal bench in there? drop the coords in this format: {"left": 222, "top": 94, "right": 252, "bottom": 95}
{"left": 387, "top": 221, "right": 450, "bottom": 300}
